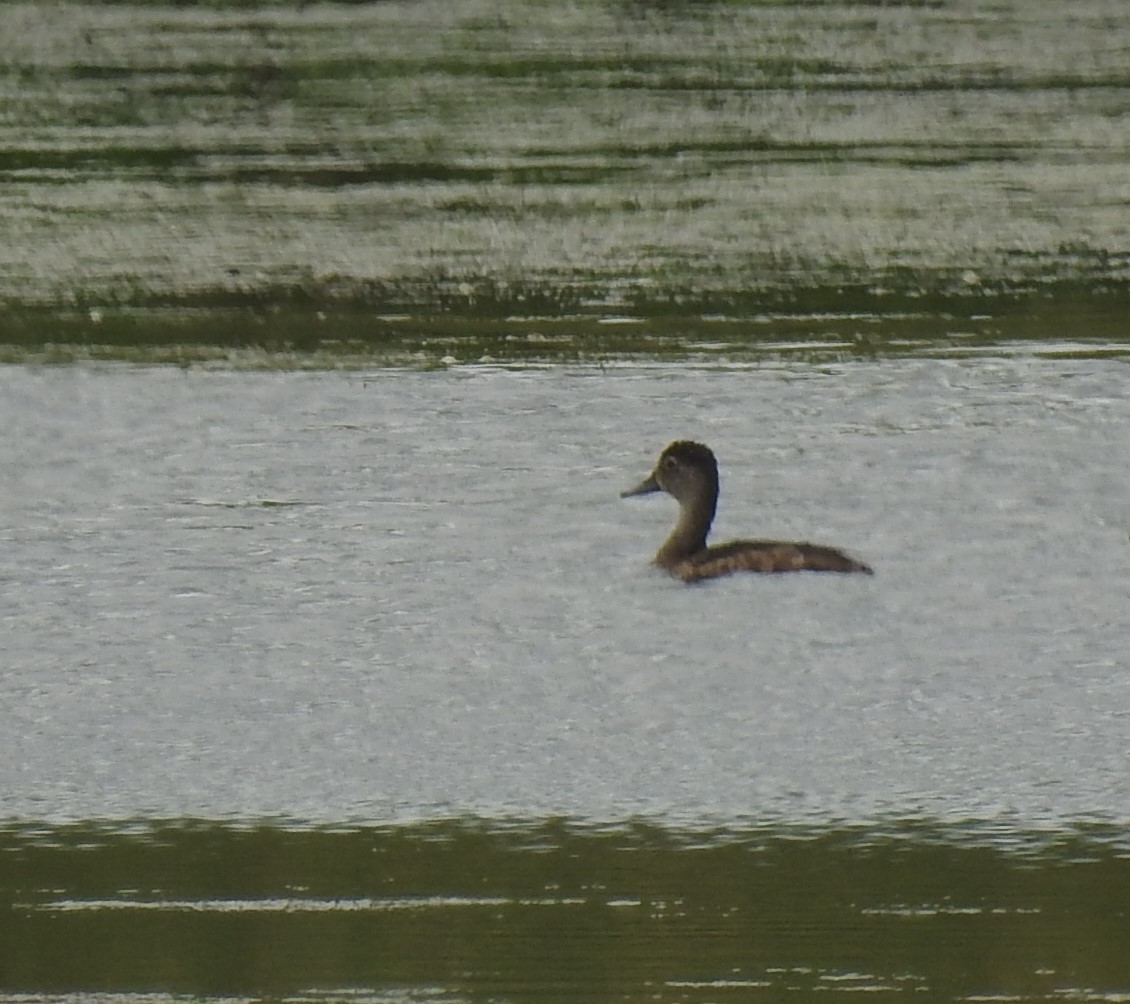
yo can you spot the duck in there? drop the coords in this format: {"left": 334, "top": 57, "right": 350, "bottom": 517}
{"left": 621, "top": 440, "right": 873, "bottom": 582}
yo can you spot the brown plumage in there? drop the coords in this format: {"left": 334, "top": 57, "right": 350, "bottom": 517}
{"left": 621, "top": 440, "right": 872, "bottom": 582}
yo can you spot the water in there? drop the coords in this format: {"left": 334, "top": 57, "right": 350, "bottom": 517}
{"left": 4, "top": 0, "right": 1130, "bottom": 999}
{"left": 4, "top": 819, "right": 1129, "bottom": 1002}
{"left": 3, "top": 360, "right": 1130, "bottom": 999}
{"left": 2, "top": 0, "right": 1130, "bottom": 357}
{"left": 4, "top": 360, "right": 1129, "bottom": 824}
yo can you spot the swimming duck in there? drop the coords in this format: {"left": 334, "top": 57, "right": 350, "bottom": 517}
{"left": 622, "top": 440, "right": 873, "bottom": 582}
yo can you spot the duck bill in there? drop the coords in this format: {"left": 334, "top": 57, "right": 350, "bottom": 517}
{"left": 620, "top": 472, "right": 661, "bottom": 498}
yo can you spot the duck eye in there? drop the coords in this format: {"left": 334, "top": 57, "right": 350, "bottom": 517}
{"left": 662, "top": 456, "right": 677, "bottom": 469}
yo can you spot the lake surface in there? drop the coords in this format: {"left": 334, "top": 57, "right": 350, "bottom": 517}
{"left": 2, "top": 0, "right": 1130, "bottom": 359}
{"left": 3, "top": 359, "right": 1130, "bottom": 1001}
{"left": 3, "top": 0, "right": 1130, "bottom": 1000}
{"left": 4, "top": 361, "right": 1130, "bottom": 826}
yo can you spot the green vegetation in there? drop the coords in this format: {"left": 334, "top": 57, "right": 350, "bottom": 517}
{"left": 4, "top": 0, "right": 1130, "bottom": 368}
{"left": 3, "top": 279, "right": 1128, "bottom": 368}
{"left": 3, "top": 816, "right": 1128, "bottom": 999}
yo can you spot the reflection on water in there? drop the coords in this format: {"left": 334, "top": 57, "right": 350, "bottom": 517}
{"left": 2, "top": 0, "right": 1130, "bottom": 358}
{"left": 3, "top": 357, "right": 1130, "bottom": 998}
{"left": 4, "top": 360, "right": 1130, "bottom": 828}
{"left": 2, "top": 817, "right": 1129, "bottom": 1002}
{"left": 4, "top": 4, "right": 1128, "bottom": 998}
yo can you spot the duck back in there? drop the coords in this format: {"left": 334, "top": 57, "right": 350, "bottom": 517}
{"left": 673, "top": 540, "right": 873, "bottom": 581}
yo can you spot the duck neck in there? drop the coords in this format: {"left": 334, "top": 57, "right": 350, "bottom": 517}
{"left": 655, "top": 493, "right": 716, "bottom": 567}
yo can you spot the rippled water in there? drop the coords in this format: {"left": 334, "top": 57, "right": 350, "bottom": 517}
{"left": 5, "top": 354, "right": 1130, "bottom": 1001}
{"left": 4, "top": 1, "right": 1130, "bottom": 1000}
{"left": 2, "top": 0, "right": 1130, "bottom": 357}
{"left": 4, "top": 358, "right": 1129, "bottom": 827}
{"left": 4, "top": 818, "right": 1129, "bottom": 1003}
